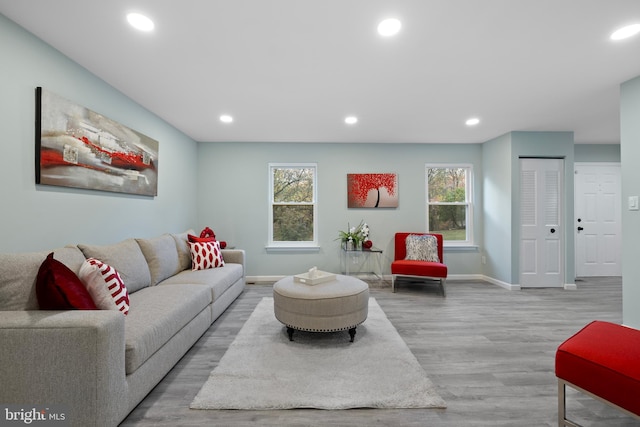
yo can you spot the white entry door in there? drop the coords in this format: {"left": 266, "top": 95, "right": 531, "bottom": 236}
{"left": 520, "top": 158, "right": 564, "bottom": 288}
{"left": 574, "top": 163, "right": 621, "bottom": 277}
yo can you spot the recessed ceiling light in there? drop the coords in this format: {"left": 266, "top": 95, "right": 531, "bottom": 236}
{"left": 345, "top": 116, "right": 358, "bottom": 125}
{"left": 465, "top": 117, "right": 480, "bottom": 126}
{"left": 610, "top": 23, "right": 640, "bottom": 40}
{"left": 127, "top": 13, "right": 154, "bottom": 32}
{"left": 377, "top": 18, "right": 402, "bottom": 37}
{"left": 220, "top": 114, "right": 234, "bottom": 123}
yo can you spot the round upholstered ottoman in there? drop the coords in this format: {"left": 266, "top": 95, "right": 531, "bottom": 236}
{"left": 273, "top": 274, "right": 369, "bottom": 342}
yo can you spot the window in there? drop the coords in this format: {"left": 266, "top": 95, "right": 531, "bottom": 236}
{"left": 268, "top": 163, "right": 318, "bottom": 248}
{"left": 426, "top": 165, "right": 473, "bottom": 244}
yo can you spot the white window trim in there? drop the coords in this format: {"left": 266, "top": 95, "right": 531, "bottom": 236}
{"left": 425, "top": 163, "right": 474, "bottom": 247}
{"left": 267, "top": 162, "right": 318, "bottom": 250}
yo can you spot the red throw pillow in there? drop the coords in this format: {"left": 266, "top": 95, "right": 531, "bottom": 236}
{"left": 189, "top": 227, "right": 218, "bottom": 243}
{"left": 188, "top": 234, "right": 215, "bottom": 243}
{"left": 36, "top": 253, "right": 97, "bottom": 310}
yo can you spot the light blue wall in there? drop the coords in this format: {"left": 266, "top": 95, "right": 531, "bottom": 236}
{"left": 621, "top": 75, "right": 640, "bottom": 328}
{"left": 510, "top": 131, "right": 575, "bottom": 285}
{"left": 0, "top": 14, "right": 199, "bottom": 252}
{"left": 482, "top": 133, "right": 513, "bottom": 284}
{"left": 197, "top": 142, "right": 483, "bottom": 278}
{"left": 574, "top": 144, "right": 620, "bottom": 163}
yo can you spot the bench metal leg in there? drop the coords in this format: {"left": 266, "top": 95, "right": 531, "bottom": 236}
{"left": 557, "top": 380, "right": 581, "bottom": 426}
{"left": 558, "top": 379, "right": 566, "bottom": 426}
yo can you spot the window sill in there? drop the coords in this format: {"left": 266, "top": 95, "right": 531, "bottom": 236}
{"left": 265, "top": 246, "right": 321, "bottom": 254}
{"left": 443, "top": 244, "right": 479, "bottom": 252}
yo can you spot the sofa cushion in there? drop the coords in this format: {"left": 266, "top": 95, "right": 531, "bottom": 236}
{"left": 136, "top": 235, "right": 182, "bottom": 285}
{"left": 78, "top": 239, "right": 151, "bottom": 294}
{"left": 159, "top": 263, "right": 243, "bottom": 301}
{"left": 36, "top": 253, "right": 98, "bottom": 310}
{"left": 171, "top": 230, "right": 195, "bottom": 272}
{"left": 124, "top": 284, "right": 211, "bottom": 374}
{"left": 189, "top": 241, "right": 225, "bottom": 270}
{"left": 0, "top": 246, "right": 86, "bottom": 311}
{"left": 79, "top": 258, "right": 130, "bottom": 315}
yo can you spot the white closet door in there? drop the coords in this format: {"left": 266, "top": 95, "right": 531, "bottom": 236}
{"left": 520, "top": 158, "right": 564, "bottom": 288}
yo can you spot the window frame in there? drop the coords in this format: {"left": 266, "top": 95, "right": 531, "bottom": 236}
{"left": 267, "top": 162, "right": 318, "bottom": 250}
{"left": 425, "top": 163, "right": 474, "bottom": 246}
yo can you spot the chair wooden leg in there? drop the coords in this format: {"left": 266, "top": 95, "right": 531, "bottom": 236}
{"left": 440, "top": 278, "right": 446, "bottom": 297}
{"left": 391, "top": 275, "right": 396, "bottom": 293}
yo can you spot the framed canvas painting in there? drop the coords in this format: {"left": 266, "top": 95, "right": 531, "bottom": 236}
{"left": 347, "top": 173, "right": 398, "bottom": 208}
{"left": 35, "top": 87, "right": 159, "bottom": 196}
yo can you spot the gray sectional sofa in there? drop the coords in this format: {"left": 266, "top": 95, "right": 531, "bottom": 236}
{"left": 0, "top": 230, "right": 245, "bottom": 427}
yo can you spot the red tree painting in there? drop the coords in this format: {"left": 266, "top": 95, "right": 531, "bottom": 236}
{"left": 347, "top": 173, "right": 398, "bottom": 208}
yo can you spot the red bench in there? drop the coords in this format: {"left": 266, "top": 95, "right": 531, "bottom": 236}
{"left": 555, "top": 320, "right": 640, "bottom": 426}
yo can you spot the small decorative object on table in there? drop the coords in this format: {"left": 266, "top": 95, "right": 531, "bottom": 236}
{"left": 294, "top": 267, "right": 337, "bottom": 285}
{"left": 337, "top": 220, "right": 371, "bottom": 250}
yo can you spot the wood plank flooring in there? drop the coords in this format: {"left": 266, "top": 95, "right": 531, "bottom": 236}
{"left": 120, "top": 277, "right": 640, "bottom": 426}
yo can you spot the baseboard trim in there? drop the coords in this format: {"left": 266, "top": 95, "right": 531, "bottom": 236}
{"left": 247, "top": 274, "right": 578, "bottom": 292}
{"left": 246, "top": 275, "right": 286, "bottom": 284}
{"left": 479, "top": 275, "right": 521, "bottom": 290}
{"left": 248, "top": 274, "right": 522, "bottom": 290}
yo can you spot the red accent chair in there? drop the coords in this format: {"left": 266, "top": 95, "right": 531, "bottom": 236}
{"left": 391, "top": 232, "right": 447, "bottom": 296}
{"left": 556, "top": 320, "right": 640, "bottom": 425}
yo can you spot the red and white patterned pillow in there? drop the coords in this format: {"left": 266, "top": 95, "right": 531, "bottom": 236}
{"left": 189, "top": 241, "right": 225, "bottom": 270}
{"left": 79, "top": 258, "right": 130, "bottom": 315}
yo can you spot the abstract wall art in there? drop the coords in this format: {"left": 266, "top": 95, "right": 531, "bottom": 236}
{"left": 35, "top": 87, "right": 159, "bottom": 196}
{"left": 347, "top": 173, "right": 398, "bottom": 208}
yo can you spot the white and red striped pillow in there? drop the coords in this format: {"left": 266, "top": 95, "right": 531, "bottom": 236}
{"left": 79, "top": 258, "right": 130, "bottom": 315}
{"left": 188, "top": 241, "right": 225, "bottom": 270}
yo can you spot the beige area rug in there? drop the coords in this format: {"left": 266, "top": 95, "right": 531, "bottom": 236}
{"left": 190, "top": 297, "right": 446, "bottom": 410}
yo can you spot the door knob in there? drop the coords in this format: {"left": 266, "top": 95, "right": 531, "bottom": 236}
{"left": 550, "top": 228, "right": 556, "bottom": 233}
{"left": 577, "top": 226, "right": 584, "bottom": 231}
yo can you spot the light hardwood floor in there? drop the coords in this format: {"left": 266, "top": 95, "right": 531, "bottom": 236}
{"left": 121, "top": 277, "right": 640, "bottom": 427}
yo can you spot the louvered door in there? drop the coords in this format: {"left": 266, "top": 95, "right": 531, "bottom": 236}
{"left": 519, "top": 158, "right": 564, "bottom": 287}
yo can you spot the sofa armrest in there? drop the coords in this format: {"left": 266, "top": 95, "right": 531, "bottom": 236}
{"left": 222, "top": 249, "right": 245, "bottom": 267}
{"left": 0, "top": 310, "right": 126, "bottom": 427}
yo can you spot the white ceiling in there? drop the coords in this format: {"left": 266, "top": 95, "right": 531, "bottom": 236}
{"left": 2, "top": 0, "right": 640, "bottom": 144}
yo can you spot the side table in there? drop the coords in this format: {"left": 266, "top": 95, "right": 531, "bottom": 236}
{"left": 341, "top": 246, "right": 383, "bottom": 280}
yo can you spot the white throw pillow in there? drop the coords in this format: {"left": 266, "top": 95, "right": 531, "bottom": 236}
{"left": 405, "top": 234, "right": 439, "bottom": 262}
{"left": 189, "top": 241, "right": 225, "bottom": 270}
{"left": 79, "top": 258, "right": 130, "bottom": 315}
